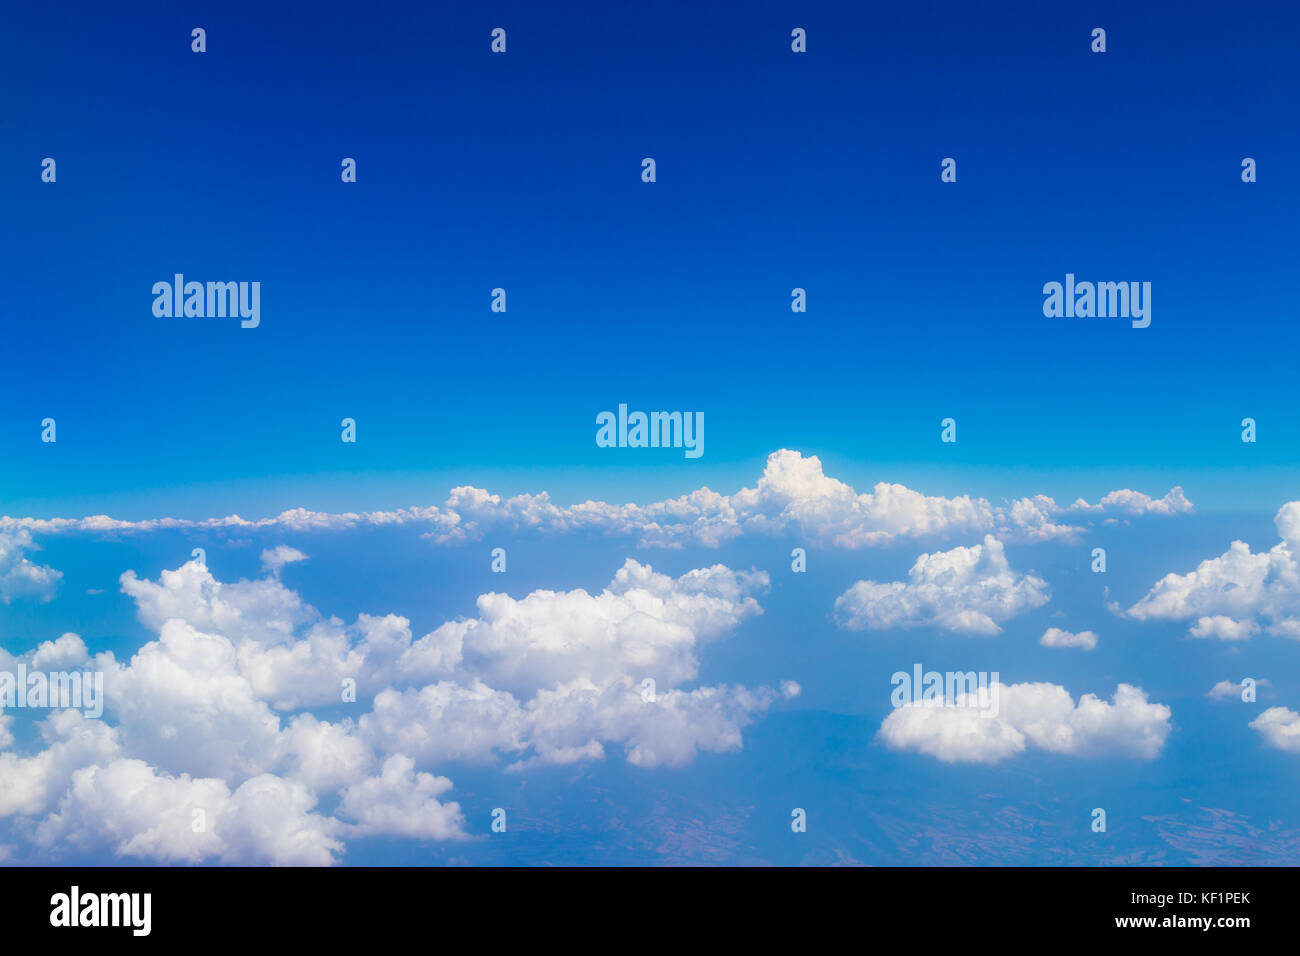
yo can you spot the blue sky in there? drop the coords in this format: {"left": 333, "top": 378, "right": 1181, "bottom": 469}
{"left": 1, "top": 0, "right": 1299, "bottom": 865}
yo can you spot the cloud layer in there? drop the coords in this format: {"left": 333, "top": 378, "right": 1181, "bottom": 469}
{"left": 0, "top": 450, "right": 1192, "bottom": 551}
{"left": 0, "top": 555, "right": 793, "bottom": 864}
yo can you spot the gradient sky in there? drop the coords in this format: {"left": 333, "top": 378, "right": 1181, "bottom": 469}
{"left": 2, "top": 1, "right": 1299, "bottom": 867}
{"left": 2, "top": 0, "right": 1298, "bottom": 520}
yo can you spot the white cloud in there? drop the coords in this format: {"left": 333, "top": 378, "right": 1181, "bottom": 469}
{"left": 275, "top": 715, "right": 374, "bottom": 793}
{"left": 356, "top": 560, "right": 786, "bottom": 770}
{"left": 0, "top": 450, "right": 1192, "bottom": 550}
{"left": 1039, "top": 627, "right": 1098, "bottom": 650}
{"left": 438, "top": 559, "right": 768, "bottom": 698}
{"left": 2, "top": 555, "right": 792, "bottom": 863}
{"left": 0, "top": 632, "right": 91, "bottom": 675}
{"left": 0, "top": 711, "right": 120, "bottom": 817}
{"left": 0, "top": 530, "right": 61, "bottom": 604}
{"left": 1207, "top": 678, "right": 1268, "bottom": 700}
{"left": 1189, "top": 616, "right": 1260, "bottom": 641}
{"left": 360, "top": 681, "right": 525, "bottom": 766}
{"left": 1126, "top": 502, "right": 1300, "bottom": 640}
{"left": 261, "top": 545, "right": 308, "bottom": 574}
{"left": 834, "top": 536, "right": 1050, "bottom": 636}
{"left": 1250, "top": 707, "right": 1300, "bottom": 753}
{"left": 1077, "top": 487, "right": 1193, "bottom": 516}
{"left": 509, "top": 679, "right": 794, "bottom": 771}
{"left": 726, "top": 451, "right": 997, "bottom": 546}
{"left": 337, "top": 755, "right": 465, "bottom": 840}
{"left": 35, "top": 759, "right": 344, "bottom": 865}
{"left": 121, "top": 561, "right": 314, "bottom": 647}
{"left": 29, "top": 633, "right": 90, "bottom": 670}
{"left": 103, "top": 618, "right": 284, "bottom": 780}
{"left": 878, "top": 682, "right": 1172, "bottom": 764}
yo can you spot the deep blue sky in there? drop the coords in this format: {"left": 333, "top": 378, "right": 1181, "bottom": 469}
{"left": 2, "top": 0, "right": 1297, "bottom": 520}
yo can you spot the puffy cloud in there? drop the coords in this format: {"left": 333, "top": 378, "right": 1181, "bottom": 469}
{"left": 1189, "top": 616, "right": 1260, "bottom": 641}
{"left": 0, "top": 711, "right": 120, "bottom": 817}
{"left": 337, "top": 755, "right": 466, "bottom": 840}
{"left": 121, "top": 561, "right": 314, "bottom": 647}
{"left": 35, "top": 759, "right": 343, "bottom": 865}
{"left": 0, "top": 632, "right": 90, "bottom": 675}
{"left": 213, "top": 773, "right": 345, "bottom": 865}
{"left": 0, "top": 530, "right": 61, "bottom": 604}
{"left": 442, "top": 560, "right": 767, "bottom": 698}
{"left": 834, "top": 536, "right": 1050, "bottom": 636}
{"left": 35, "top": 759, "right": 227, "bottom": 862}
{"left": 1251, "top": 707, "right": 1300, "bottom": 753}
{"left": 274, "top": 715, "right": 374, "bottom": 794}
{"left": 1, "top": 555, "right": 792, "bottom": 862}
{"left": 104, "top": 618, "right": 284, "bottom": 780}
{"left": 1125, "top": 502, "right": 1300, "bottom": 640}
{"left": 1039, "top": 627, "right": 1098, "bottom": 650}
{"left": 727, "top": 452, "right": 996, "bottom": 547}
{"left": 1001, "top": 495, "right": 1082, "bottom": 542}
{"left": 0, "top": 450, "right": 1191, "bottom": 550}
{"left": 356, "top": 560, "right": 783, "bottom": 770}
{"left": 359, "top": 677, "right": 794, "bottom": 775}
{"left": 360, "top": 681, "right": 525, "bottom": 766}
{"left": 878, "top": 696, "right": 1027, "bottom": 764}
{"left": 878, "top": 682, "right": 1172, "bottom": 764}
{"left": 29, "top": 633, "right": 90, "bottom": 670}
{"left": 514, "top": 680, "right": 792, "bottom": 770}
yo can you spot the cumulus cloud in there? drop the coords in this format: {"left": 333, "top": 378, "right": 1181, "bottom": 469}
{"left": 353, "top": 560, "right": 786, "bottom": 769}
{"left": 35, "top": 759, "right": 344, "bottom": 865}
{"left": 0, "top": 450, "right": 1192, "bottom": 550}
{"left": 0, "top": 530, "right": 61, "bottom": 604}
{"left": 1189, "top": 616, "right": 1261, "bottom": 641}
{"left": 1251, "top": 707, "right": 1300, "bottom": 753}
{"left": 0, "top": 711, "right": 120, "bottom": 817}
{"left": 1039, "top": 627, "right": 1098, "bottom": 650}
{"left": 121, "top": 562, "right": 315, "bottom": 647}
{"left": 878, "top": 682, "right": 1172, "bottom": 763}
{"left": 507, "top": 679, "right": 792, "bottom": 771}
{"left": 436, "top": 560, "right": 768, "bottom": 697}
{"left": 359, "top": 681, "right": 524, "bottom": 767}
{"left": 1, "top": 556, "right": 792, "bottom": 864}
{"left": 834, "top": 536, "right": 1050, "bottom": 636}
{"left": 1125, "top": 502, "right": 1300, "bottom": 640}
{"left": 337, "top": 755, "right": 465, "bottom": 840}
{"left": 103, "top": 617, "right": 285, "bottom": 781}
{"left": 0, "top": 632, "right": 91, "bottom": 676}
{"left": 274, "top": 714, "right": 374, "bottom": 794}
